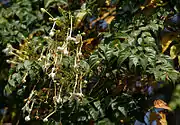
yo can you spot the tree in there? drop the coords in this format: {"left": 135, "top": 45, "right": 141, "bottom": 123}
{"left": 0, "top": 0, "right": 180, "bottom": 124}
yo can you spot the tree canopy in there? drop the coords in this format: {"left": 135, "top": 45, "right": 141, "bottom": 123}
{"left": 1, "top": 0, "right": 180, "bottom": 124}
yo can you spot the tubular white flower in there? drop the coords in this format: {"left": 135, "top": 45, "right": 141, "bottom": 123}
{"left": 43, "top": 118, "right": 48, "bottom": 122}
{"left": 40, "top": 8, "right": 46, "bottom": 13}
{"left": 63, "top": 48, "right": 69, "bottom": 55}
{"left": 66, "top": 36, "right": 77, "bottom": 42}
{"left": 25, "top": 115, "right": 30, "bottom": 121}
{"left": 49, "top": 30, "right": 55, "bottom": 37}
{"left": 57, "top": 46, "right": 65, "bottom": 53}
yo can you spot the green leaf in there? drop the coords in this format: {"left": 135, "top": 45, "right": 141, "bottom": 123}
{"left": 4, "top": 84, "right": 13, "bottom": 96}
{"left": 12, "top": 73, "right": 22, "bottom": 84}
{"left": 16, "top": 63, "right": 24, "bottom": 71}
{"left": 118, "top": 106, "right": 127, "bottom": 116}
{"left": 44, "top": 0, "right": 67, "bottom": 8}
{"left": 140, "top": 56, "right": 148, "bottom": 70}
{"left": 129, "top": 55, "right": 139, "bottom": 68}
{"left": 178, "top": 56, "right": 180, "bottom": 66}
{"left": 141, "top": 32, "right": 151, "bottom": 38}
{"left": 117, "top": 49, "right": 131, "bottom": 66}
{"left": 24, "top": 60, "right": 32, "bottom": 70}
{"left": 89, "top": 54, "right": 99, "bottom": 67}
{"left": 89, "top": 107, "right": 99, "bottom": 120}
{"left": 75, "top": 10, "right": 87, "bottom": 27}
{"left": 105, "top": 48, "right": 114, "bottom": 62}
{"left": 96, "top": 118, "right": 115, "bottom": 125}
{"left": 8, "top": 79, "right": 16, "bottom": 87}
{"left": 44, "top": 0, "right": 56, "bottom": 8}
{"left": 144, "top": 37, "right": 155, "bottom": 43}
{"left": 80, "top": 60, "right": 90, "bottom": 72}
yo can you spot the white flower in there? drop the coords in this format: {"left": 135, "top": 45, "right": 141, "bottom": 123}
{"left": 66, "top": 36, "right": 77, "bottom": 42}
{"left": 38, "top": 58, "right": 42, "bottom": 61}
{"left": 49, "top": 17, "right": 53, "bottom": 21}
{"left": 2, "top": 44, "right": 13, "bottom": 56}
{"left": 63, "top": 48, "right": 69, "bottom": 55}
{"left": 22, "top": 79, "right": 26, "bottom": 83}
{"left": 40, "top": 8, "right": 46, "bottom": 13}
{"left": 25, "top": 115, "right": 30, "bottom": 121}
{"left": 43, "top": 36, "right": 50, "bottom": 40}
{"left": 106, "top": 73, "right": 110, "bottom": 77}
{"left": 57, "top": 46, "right": 64, "bottom": 52}
{"left": 75, "top": 34, "right": 81, "bottom": 44}
{"left": 6, "top": 60, "right": 10, "bottom": 63}
{"left": 43, "top": 118, "right": 48, "bottom": 122}
{"left": 49, "top": 72, "right": 56, "bottom": 79}
{"left": 57, "top": 98, "right": 62, "bottom": 103}
{"left": 84, "top": 80, "right": 88, "bottom": 84}
{"left": 2, "top": 48, "right": 10, "bottom": 56}
{"left": 49, "top": 30, "right": 55, "bottom": 37}
{"left": 78, "top": 52, "right": 82, "bottom": 56}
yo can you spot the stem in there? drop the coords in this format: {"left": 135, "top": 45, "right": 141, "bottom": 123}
{"left": 44, "top": 109, "right": 57, "bottom": 120}
{"left": 80, "top": 74, "right": 83, "bottom": 94}
{"left": 29, "top": 99, "right": 35, "bottom": 115}
{"left": 73, "top": 74, "right": 79, "bottom": 93}
{"left": 57, "top": 84, "right": 63, "bottom": 103}
{"left": 50, "top": 22, "right": 56, "bottom": 32}
{"left": 9, "top": 52, "right": 24, "bottom": 61}
{"left": 70, "top": 15, "right": 73, "bottom": 37}
{"left": 44, "top": 9, "right": 54, "bottom": 18}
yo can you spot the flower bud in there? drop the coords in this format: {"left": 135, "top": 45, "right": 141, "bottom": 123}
{"left": 6, "top": 60, "right": 10, "bottom": 63}
{"left": 25, "top": 115, "right": 30, "bottom": 121}
{"left": 49, "top": 17, "right": 54, "bottom": 21}
{"left": 40, "top": 8, "right": 46, "bottom": 13}
{"left": 78, "top": 52, "right": 82, "bottom": 56}
{"left": 49, "top": 31, "right": 55, "bottom": 37}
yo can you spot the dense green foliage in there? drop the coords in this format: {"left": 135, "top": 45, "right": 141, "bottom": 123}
{"left": 1, "top": 0, "right": 180, "bottom": 124}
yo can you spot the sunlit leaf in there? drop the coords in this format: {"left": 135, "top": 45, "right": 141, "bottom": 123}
{"left": 170, "top": 45, "right": 177, "bottom": 59}
{"left": 4, "top": 84, "right": 13, "bottom": 96}
{"left": 153, "top": 99, "right": 171, "bottom": 111}
{"left": 161, "top": 36, "right": 172, "bottom": 53}
{"left": 75, "top": 10, "right": 87, "bottom": 27}
{"left": 118, "top": 106, "right": 127, "bottom": 116}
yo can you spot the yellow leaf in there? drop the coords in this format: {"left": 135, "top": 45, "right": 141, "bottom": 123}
{"left": 170, "top": 45, "right": 177, "bottom": 59}
{"left": 159, "top": 112, "right": 168, "bottom": 125}
{"left": 104, "top": 15, "right": 115, "bottom": 24}
{"left": 178, "top": 56, "right": 180, "bottom": 66}
{"left": 75, "top": 10, "right": 87, "bottom": 27}
{"left": 161, "top": 35, "right": 172, "bottom": 53}
{"left": 83, "top": 38, "right": 94, "bottom": 45}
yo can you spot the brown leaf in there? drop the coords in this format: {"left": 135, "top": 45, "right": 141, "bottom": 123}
{"left": 153, "top": 99, "right": 171, "bottom": 111}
